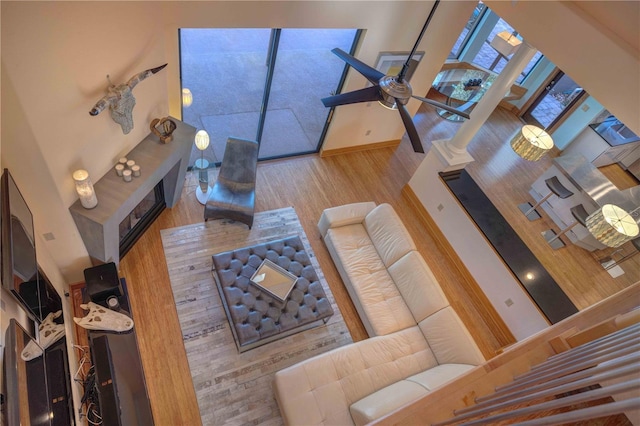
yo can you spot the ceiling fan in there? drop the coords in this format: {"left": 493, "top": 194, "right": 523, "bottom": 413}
{"left": 321, "top": 0, "right": 470, "bottom": 153}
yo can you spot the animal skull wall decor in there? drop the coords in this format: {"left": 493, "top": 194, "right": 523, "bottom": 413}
{"left": 89, "top": 63, "right": 167, "bottom": 134}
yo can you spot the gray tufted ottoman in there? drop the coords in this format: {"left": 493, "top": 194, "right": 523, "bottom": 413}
{"left": 211, "top": 235, "right": 333, "bottom": 352}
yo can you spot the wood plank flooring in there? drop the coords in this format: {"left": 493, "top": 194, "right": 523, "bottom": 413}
{"left": 117, "top": 103, "right": 639, "bottom": 424}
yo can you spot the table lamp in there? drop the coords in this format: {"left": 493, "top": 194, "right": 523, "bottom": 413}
{"left": 194, "top": 130, "right": 212, "bottom": 204}
{"left": 182, "top": 88, "right": 193, "bottom": 108}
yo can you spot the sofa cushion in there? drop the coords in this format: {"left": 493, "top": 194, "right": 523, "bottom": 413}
{"left": 388, "top": 251, "right": 449, "bottom": 323}
{"left": 317, "top": 201, "right": 377, "bottom": 237}
{"left": 363, "top": 203, "right": 416, "bottom": 267}
{"left": 406, "top": 363, "right": 477, "bottom": 390}
{"left": 273, "top": 326, "right": 438, "bottom": 425}
{"left": 325, "top": 224, "right": 416, "bottom": 336}
{"left": 419, "top": 306, "right": 485, "bottom": 366}
{"left": 349, "top": 380, "right": 428, "bottom": 426}
{"left": 349, "top": 363, "right": 477, "bottom": 425}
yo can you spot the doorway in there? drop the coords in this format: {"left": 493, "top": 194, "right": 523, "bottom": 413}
{"left": 180, "top": 28, "right": 359, "bottom": 164}
{"left": 522, "top": 70, "right": 586, "bottom": 129}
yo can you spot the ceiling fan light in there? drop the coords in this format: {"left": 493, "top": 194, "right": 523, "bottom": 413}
{"left": 378, "top": 99, "right": 397, "bottom": 110}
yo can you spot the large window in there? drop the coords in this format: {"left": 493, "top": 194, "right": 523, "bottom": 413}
{"left": 180, "top": 28, "right": 359, "bottom": 165}
{"left": 448, "top": 2, "right": 487, "bottom": 59}
{"left": 449, "top": 2, "right": 541, "bottom": 84}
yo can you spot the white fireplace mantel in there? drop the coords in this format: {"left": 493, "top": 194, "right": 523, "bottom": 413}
{"left": 70, "top": 117, "right": 196, "bottom": 265}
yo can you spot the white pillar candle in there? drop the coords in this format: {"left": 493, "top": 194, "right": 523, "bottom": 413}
{"left": 122, "top": 169, "right": 132, "bottom": 182}
{"left": 72, "top": 169, "right": 98, "bottom": 209}
{"left": 131, "top": 165, "right": 141, "bottom": 177}
{"left": 118, "top": 157, "right": 128, "bottom": 166}
{"left": 126, "top": 159, "right": 136, "bottom": 169}
{"left": 115, "top": 164, "right": 125, "bottom": 176}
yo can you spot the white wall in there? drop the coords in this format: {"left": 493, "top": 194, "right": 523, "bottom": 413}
{"left": 553, "top": 96, "right": 605, "bottom": 151}
{"left": 409, "top": 153, "right": 550, "bottom": 341}
{"left": 2, "top": 2, "right": 168, "bottom": 282}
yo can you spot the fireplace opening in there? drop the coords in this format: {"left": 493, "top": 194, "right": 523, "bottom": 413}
{"left": 119, "top": 181, "right": 166, "bottom": 258}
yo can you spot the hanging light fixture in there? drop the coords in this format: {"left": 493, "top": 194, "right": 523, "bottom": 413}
{"left": 510, "top": 125, "right": 554, "bottom": 161}
{"left": 72, "top": 169, "right": 98, "bottom": 209}
{"left": 182, "top": 88, "right": 193, "bottom": 108}
{"left": 490, "top": 31, "right": 522, "bottom": 57}
{"left": 586, "top": 204, "right": 639, "bottom": 248}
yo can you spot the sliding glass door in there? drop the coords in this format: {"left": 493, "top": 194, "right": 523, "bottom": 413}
{"left": 180, "top": 28, "right": 358, "bottom": 164}
{"left": 260, "top": 29, "right": 358, "bottom": 158}
{"left": 522, "top": 70, "right": 585, "bottom": 129}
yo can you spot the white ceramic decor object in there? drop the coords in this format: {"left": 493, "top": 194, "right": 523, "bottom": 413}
{"left": 73, "top": 301, "right": 134, "bottom": 332}
{"left": 21, "top": 310, "right": 66, "bottom": 361}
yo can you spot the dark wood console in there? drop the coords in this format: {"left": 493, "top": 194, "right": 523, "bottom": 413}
{"left": 71, "top": 274, "right": 153, "bottom": 425}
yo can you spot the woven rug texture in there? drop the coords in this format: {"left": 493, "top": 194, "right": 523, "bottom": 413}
{"left": 161, "top": 207, "right": 353, "bottom": 425}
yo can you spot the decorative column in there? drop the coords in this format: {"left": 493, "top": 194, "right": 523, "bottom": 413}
{"left": 432, "top": 41, "right": 538, "bottom": 171}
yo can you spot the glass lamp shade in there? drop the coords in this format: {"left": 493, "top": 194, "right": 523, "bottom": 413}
{"left": 490, "top": 31, "right": 522, "bottom": 57}
{"left": 195, "top": 130, "right": 210, "bottom": 151}
{"left": 182, "top": 88, "right": 193, "bottom": 107}
{"left": 72, "top": 169, "right": 98, "bottom": 209}
{"left": 510, "top": 125, "right": 554, "bottom": 161}
{"left": 586, "top": 204, "right": 639, "bottom": 248}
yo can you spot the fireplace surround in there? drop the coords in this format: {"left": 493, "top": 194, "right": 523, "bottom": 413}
{"left": 70, "top": 117, "right": 196, "bottom": 265}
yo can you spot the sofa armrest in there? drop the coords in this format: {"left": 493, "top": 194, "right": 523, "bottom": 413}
{"left": 317, "top": 202, "right": 377, "bottom": 237}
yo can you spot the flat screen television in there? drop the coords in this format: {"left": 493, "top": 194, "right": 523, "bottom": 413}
{"left": 1, "top": 169, "right": 61, "bottom": 321}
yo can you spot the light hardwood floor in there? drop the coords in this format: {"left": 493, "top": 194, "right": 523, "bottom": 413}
{"left": 117, "top": 103, "right": 639, "bottom": 424}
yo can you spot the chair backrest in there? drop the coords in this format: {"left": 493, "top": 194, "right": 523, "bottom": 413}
{"left": 219, "top": 137, "right": 259, "bottom": 184}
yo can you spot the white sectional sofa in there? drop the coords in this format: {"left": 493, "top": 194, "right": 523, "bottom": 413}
{"left": 274, "top": 202, "right": 485, "bottom": 425}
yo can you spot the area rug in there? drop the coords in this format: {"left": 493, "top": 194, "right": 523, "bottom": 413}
{"left": 161, "top": 207, "right": 353, "bottom": 425}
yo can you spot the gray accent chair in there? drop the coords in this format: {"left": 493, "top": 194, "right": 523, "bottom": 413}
{"left": 204, "top": 137, "right": 259, "bottom": 228}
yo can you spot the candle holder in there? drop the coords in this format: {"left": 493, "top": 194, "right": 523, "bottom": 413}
{"left": 123, "top": 169, "right": 132, "bottom": 182}
{"left": 73, "top": 169, "right": 98, "bottom": 209}
{"left": 115, "top": 164, "right": 125, "bottom": 176}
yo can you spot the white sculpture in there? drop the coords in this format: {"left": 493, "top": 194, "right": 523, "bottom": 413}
{"left": 89, "top": 63, "right": 167, "bottom": 134}
{"left": 21, "top": 310, "right": 66, "bottom": 361}
{"left": 73, "top": 301, "right": 134, "bottom": 332}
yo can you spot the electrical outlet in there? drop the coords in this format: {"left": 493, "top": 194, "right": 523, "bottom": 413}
{"left": 505, "top": 298, "right": 514, "bottom": 307}
{"left": 581, "top": 104, "right": 590, "bottom": 112}
{"left": 365, "top": 130, "right": 371, "bottom": 136}
{"left": 43, "top": 232, "right": 55, "bottom": 241}
{"left": 437, "top": 204, "right": 444, "bottom": 212}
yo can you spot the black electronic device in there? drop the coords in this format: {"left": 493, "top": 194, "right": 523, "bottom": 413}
{"left": 91, "top": 335, "right": 123, "bottom": 426}
{"left": 84, "top": 262, "right": 122, "bottom": 303}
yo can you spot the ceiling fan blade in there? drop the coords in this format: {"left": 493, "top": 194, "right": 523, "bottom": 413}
{"left": 331, "top": 48, "right": 385, "bottom": 85}
{"left": 321, "top": 85, "right": 381, "bottom": 108}
{"left": 412, "top": 95, "right": 471, "bottom": 120}
{"left": 397, "top": 102, "right": 424, "bottom": 153}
